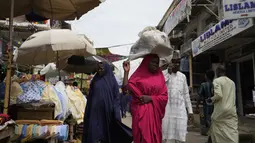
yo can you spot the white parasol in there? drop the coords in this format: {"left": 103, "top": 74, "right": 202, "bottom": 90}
{"left": 14, "top": 29, "right": 96, "bottom": 65}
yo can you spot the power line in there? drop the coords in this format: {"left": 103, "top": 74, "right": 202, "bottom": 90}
{"left": 96, "top": 43, "right": 134, "bottom": 49}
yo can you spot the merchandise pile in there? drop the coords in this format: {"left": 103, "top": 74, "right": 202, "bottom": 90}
{"left": 14, "top": 120, "right": 68, "bottom": 142}
{"left": 1, "top": 74, "right": 86, "bottom": 123}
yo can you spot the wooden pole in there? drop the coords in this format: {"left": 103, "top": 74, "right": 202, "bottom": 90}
{"left": 80, "top": 73, "right": 83, "bottom": 89}
{"left": 3, "top": 0, "right": 14, "bottom": 114}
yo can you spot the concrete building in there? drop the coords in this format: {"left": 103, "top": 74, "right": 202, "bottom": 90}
{"left": 158, "top": 0, "right": 255, "bottom": 141}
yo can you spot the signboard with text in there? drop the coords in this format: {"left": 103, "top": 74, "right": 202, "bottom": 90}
{"left": 192, "top": 18, "right": 253, "bottom": 57}
{"left": 163, "top": 0, "right": 192, "bottom": 35}
{"left": 223, "top": 0, "right": 255, "bottom": 20}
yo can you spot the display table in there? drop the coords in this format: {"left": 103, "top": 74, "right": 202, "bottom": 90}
{"left": 9, "top": 103, "right": 55, "bottom": 120}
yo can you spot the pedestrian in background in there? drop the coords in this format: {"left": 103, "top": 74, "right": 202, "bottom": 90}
{"left": 196, "top": 70, "right": 215, "bottom": 135}
{"left": 123, "top": 54, "right": 168, "bottom": 143}
{"left": 207, "top": 65, "right": 238, "bottom": 143}
{"left": 162, "top": 51, "right": 193, "bottom": 143}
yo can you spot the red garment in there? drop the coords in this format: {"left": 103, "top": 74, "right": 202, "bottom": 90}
{"left": 0, "top": 114, "right": 10, "bottom": 125}
{"left": 128, "top": 54, "right": 168, "bottom": 143}
{"left": 40, "top": 75, "right": 45, "bottom": 81}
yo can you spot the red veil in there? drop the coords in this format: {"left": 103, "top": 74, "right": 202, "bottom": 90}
{"left": 128, "top": 54, "right": 168, "bottom": 143}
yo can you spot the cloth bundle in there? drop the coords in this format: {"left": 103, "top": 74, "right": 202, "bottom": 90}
{"left": 15, "top": 124, "right": 69, "bottom": 142}
{"left": 129, "top": 26, "right": 173, "bottom": 60}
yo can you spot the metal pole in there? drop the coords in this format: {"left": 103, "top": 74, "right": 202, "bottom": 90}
{"left": 56, "top": 51, "right": 61, "bottom": 81}
{"left": 189, "top": 55, "right": 193, "bottom": 94}
{"left": 4, "top": 0, "right": 14, "bottom": 114}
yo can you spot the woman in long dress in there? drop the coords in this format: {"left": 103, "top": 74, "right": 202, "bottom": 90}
{"left": 123, "top": 54, "right": 168, "bottom": 143}
{"left": 82, "top": 62, "right": 121, "bottom": 143}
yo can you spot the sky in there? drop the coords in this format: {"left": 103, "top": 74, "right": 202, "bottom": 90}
{"left": 70, "top": 0, "right": 172, "bottom": 56}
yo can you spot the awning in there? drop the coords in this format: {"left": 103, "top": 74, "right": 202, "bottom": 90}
{"left": 191, "top": 18, "right": 255, "bottom": 57}
{"left": 0, "top": 0, "right": 104, "bottom": 20}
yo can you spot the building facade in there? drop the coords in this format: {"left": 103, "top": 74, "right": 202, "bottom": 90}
{"left": 159, "top": 0, "right": 255, "bottom": 139}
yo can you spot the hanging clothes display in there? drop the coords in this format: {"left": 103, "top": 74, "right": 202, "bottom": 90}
{"left": 180, "top": 56, "right": 189, "bottom": 72}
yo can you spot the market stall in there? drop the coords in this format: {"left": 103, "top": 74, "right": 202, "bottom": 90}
{"left": 8, "top": 29, "right": 95, "bottom": 142}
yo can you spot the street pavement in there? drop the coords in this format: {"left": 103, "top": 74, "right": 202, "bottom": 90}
{"left": 122, "top": 114, "right": 207, "bottom": 143}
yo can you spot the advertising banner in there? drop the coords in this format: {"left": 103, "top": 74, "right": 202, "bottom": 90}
{"left": 163, "top": 0, "right": 192, "bottom": 35}
{"left": 192, "top": 18, "right": 253, "bottom": 57}
{"left": 223, "top": 0, "right": 255, "bottom": 19}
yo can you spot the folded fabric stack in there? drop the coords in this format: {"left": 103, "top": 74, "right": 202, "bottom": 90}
{"left": 10, "top": 77, "right": 86, "bottom": 123}
{"left": 7, "top": 73, "right": 87, "bottom": 123}
{"left": 14, "top": 120, "right": 69, "bottom": 142}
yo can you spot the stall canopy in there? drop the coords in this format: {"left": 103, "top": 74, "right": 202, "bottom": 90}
{"left": 0, "top": 0, "right": 105, "bottom": 20}
{"left": 58, "top": 55, "right": 113, "bottom": 74}
{"left": 14, "top": 29, "right": 96, "bottom": 65}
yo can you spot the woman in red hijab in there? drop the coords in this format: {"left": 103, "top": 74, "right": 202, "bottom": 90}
{"left": 123, "top": 54, "right": 168, "bottom": 143}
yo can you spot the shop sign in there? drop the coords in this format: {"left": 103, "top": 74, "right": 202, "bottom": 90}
{"left": 223, "top": 0, "right": 255, "bottom": 20}
{"left": 163, "top": 0, "right": 192, "bottom": 35}
{"left": 192, "top": 18, "right": 253, "bottom": 57}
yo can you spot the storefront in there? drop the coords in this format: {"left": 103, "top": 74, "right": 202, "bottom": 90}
{"left": 191, "top": 17, "right": 255, "bottom": 116}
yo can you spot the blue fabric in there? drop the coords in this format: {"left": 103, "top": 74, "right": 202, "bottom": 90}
{"left": 120, "top": 93, "right": 129, "bottom": 118}
{"left": 0, "top": 82, "right": 5, "bottom": 100}
{"left": 35, "top": 80, "right": 47, "bottom": 96}
{"left": 53, "top": 86, "right": 65, "bottom": 120}
{"left": 180, "top": 57, "right": 189, "bottom": 72}
{"left": 19, "top": 124, "right": 27, "bottom": 140}
{"left": 58, "top": 125, "right": 69, "bottom": 141}
{"left": 83, "top": 63, "right": 121, "bottom": 143}
{"left": 18, "top": 81, "right": 41, "bottom": 103}
{"left": 32, "top": 124, "right": 37, "bottom": 138}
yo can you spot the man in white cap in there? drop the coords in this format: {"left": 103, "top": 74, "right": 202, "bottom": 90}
{"left": 162, "top": 50, "right": 193, "bottom": 143}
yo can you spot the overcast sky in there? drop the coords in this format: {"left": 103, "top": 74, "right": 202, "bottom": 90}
{"left": 71, "top": 0, "right": 172, "bottom": 55}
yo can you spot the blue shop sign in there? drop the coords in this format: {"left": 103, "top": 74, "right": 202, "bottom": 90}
{"left": 223, "top": 0, "right": 255, "bottom": 20}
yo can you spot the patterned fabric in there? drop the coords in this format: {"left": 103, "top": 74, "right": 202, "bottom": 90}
{"left": 17, "top": 81, "right": 41, "bottom": 103}
{"left": 162, "top": 71, "right": 193, "bottom": 142}
{"left": 0, "top": 82, "right": 5, "bottom": 100}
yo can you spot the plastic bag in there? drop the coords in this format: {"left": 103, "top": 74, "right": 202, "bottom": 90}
{"left": 129, "top": 26, "right": 173, "bottom": 60}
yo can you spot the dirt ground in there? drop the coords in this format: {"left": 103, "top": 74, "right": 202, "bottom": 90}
{"left": 122, "top": 114, "right": 207, "bottom": 143}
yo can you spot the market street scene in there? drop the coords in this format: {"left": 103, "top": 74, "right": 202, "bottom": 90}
{"left": 0, "top": 0, "right": 255, "bottom": 143}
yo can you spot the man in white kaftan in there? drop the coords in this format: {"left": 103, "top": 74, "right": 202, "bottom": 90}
{"left": 208, "top": 65, "right": 238, "bottom": 143}
{"left": 162, "top": 51, "right": 193, "bottom": 143}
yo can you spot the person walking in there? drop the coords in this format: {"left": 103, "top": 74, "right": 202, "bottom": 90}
{"left": 82, "top": 62, "right": 123, "bottom": 143}
{"left": 162, "top": 51, "right": 193, "bottom": 143}
{"left": 196, "top": 70, "right": 215, "bottom": 135}
{"left": 207, "top": 65, "right": 238, "bottom": 143}
{"left": 123, "top": 54, "right": 168, "bottom": 143}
